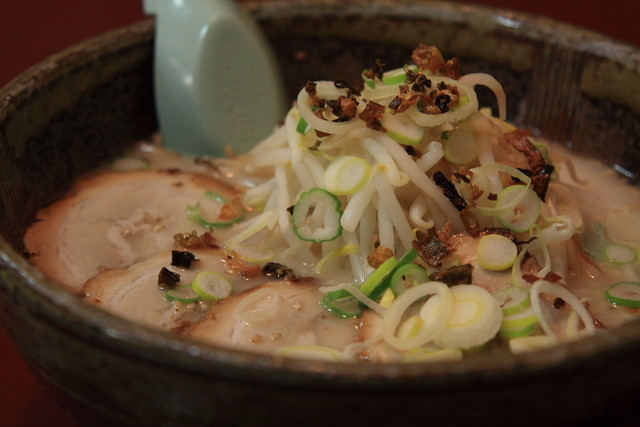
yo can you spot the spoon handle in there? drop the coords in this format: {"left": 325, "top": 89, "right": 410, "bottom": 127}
{"left": 145, "top": 0, "right": 284, "bottom": 155}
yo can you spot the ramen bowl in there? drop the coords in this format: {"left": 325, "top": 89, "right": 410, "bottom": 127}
{"left": 1, "top": 1, "right": 639, "bottom": 425}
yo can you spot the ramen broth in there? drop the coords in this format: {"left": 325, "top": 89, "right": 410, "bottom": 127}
{"left": 23, "top": 46, "right": 640, "bottom": 362}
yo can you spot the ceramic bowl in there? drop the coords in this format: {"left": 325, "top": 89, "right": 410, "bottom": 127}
{"left": 1, "top": 1, "right": 638, "bottom": 425}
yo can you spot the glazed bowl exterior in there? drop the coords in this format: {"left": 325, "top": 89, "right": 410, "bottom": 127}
{"left": 0, "top": 1, "right": 638, "bottom": 425}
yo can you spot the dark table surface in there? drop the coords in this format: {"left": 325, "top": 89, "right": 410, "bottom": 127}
{"left": 0, "top": 0, "right": 637, "bottom": 425}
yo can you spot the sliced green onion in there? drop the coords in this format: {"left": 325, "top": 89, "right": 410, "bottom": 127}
{"left": 499, "top": 322, "right": 537, "bottom": 339}
{"left": 443, "top": 127, "right": 478, "bottom": 164}
{"left": 358, "top": 256, "right": 399, "bottom": 298}
{"left": 275, "top": 345, "right": 344, "bottom": 361}
{"left": 408, "top": 77, "right": 478, "bottom": 128}
{"left": 604, "top": 244, "right": 637, "bottom": 265}
{"left": 205, "top": 191, "right": 228, "bottom": 203}
{"left": 361, "top": 70, "right": 376, "bottom": 89}
{"left": 381, "top": 111, "right": 425, "bottom": 146}
{"left": 360, "top": 248, "right": 419, "bottom": 301}
{"left": 166, "top": 283, "right": 202, "bottom": 303}
{"left": 323, "top": 288, "right": 363, "bottom": 318}
{"left": 509, "top": 335, "right": 556, "bottom": 354}
{"left": 191, "top": 271, "right": 233, "bottom": 301}
{"left": 292, "top": 187, "right": 343, "bottom": 243}
{"left": 606, "top": 282, "right": 640, "bottom": 308}
{"left": 381, "top": 65, "right": 418, "bottom": 86}
{"left": 229, "top": 244, "right": 275, "bottom": 263}
{"left": 323, "top": 155, "right": 372, "bottom": 196}
{"left": 188, "top": 192, "right": 242, "bottom": 229}
{"left": 496, "top": 185, "right": 541, "bottom": 232}
{"left": 315, "top": 243, "right": 359, "bottom": 274}
{"left": 383, "top": 281, "right": 454, "bottom": 350}
{"left": 390, "top": 263, "right": 429, "bottom": 295}
{"left": 493, "top": 286, "right": 530, "bottom": 316}
{"left": 434, "top": 284, "right": 503, "bottom": 350}
{"left": 379, "top": 287, "right": 396, "bottom": 309}
{"left": 500, "top": 307, "right": 538, "bottom": 331}
{"left": 476, "top": 234, "right": 518, "bottom": 271}
{"left": 296, "top": 116, "right": 312, "bottom": 135}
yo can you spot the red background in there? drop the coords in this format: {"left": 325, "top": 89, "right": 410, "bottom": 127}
{"left": 0, "top": 0, "right": 637, "bottom": 425}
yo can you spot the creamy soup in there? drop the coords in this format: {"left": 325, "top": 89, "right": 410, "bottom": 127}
{"left": 24, "top": 45, "right": 640, "bottom": 362}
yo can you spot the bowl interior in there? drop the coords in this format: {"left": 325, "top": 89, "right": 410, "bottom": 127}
{"left": 0, "top": 0, "right": 639, "bottom": 424}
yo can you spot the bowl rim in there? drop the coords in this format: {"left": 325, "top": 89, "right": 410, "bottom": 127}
{"left": 1, "top": 0, "right": 639, "bottom": 387}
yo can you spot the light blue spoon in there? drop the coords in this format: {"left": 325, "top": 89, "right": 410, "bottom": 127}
{"left": 144, "top": 0, "right": 285, "bottom": 156}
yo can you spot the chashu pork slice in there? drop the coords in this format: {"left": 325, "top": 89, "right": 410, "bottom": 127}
{"left": 84, "top": 248, "right": 230, "bottom": 332}
{"left": 24, "top": 169, "right": 239, "bottom": 294}
{"left": 188, "top": 281, "right": 359, "bottom": 354}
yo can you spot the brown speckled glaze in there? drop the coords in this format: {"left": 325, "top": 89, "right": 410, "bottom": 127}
{"left": 0, "top": 1, "right": 639, "bottom": 425}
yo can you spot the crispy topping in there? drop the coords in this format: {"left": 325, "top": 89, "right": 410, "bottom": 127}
{"left": 363, "top": 58, "right": 385, "bottom": 81}
{"left": 358, "top": 101, "right": 386, "bottom": 131}
{"left": 430, "top": 264, "right": 473, "bottom": 286}
{"left": 158, "top": 267, "right": 180, "bottom": 290}
{"left": 367, "top": 245, "right": 395, "bottom": 268}
{"left": 433, "top": 171, "right": 467, "bottom": 211}
{"left": 505, "top": 129, "right": 554, "bottom": 200}
{"left": 388, "top": 85, "right": 420, "bottom": 113}
{"left": 173, "top": 231, "right": 219, "bottom": 249}
{"left": 328, "top": 96, "right": 359, "bottom": 121}
{"left": 418, "top": 84, "right": 460, "bottom": 115}
{"left": 261, "top": 262, "right": 312, "bottom": 283}
{"left": 171, "top": 250, "right": 197, "bottom": 268}
{"left": 219, "top": 200, "right": 244, "bottom": 221}
{"left": 411, "top": 44, "right": 461, "bottom": 79}
{"left": 224, "top": 253, "right": 263, "bottom": 279}
{"left": 413, "top": 233, "right": 452, "bottom": 268}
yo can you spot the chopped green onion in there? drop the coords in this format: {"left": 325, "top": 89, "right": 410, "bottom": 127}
{"left": 275, "top": 345, "right": 345, "bottom": 361}
{"left": 358, "top": 256, "right": 399, "bottom": 299}
{"left": 361, "top": 70, "right": 376, "bottom": 89}
{"left": 508, "top": 335, "right": 556, "bottom": 354}
{"left": 499, "top": 322, "right": 537, "bottom": 339}
{"left": 390, "top": 263, "right": 429, "bottom": 295}
{"left": 496, "top": 185, "right": 541, "bottom": 232}
{"left": 379, "top": 287, "right": 396, "bottom": 309}
{"left": 383, "top": 281, "right": 454, "bottom": 351}
{"left": 292, "top": 187, "right": 343, "bottom": 243}
{"left": 408, "top": 77, "right": 479, "bottom": 128}
{"left": 166, "top": 283, "right": 202, "bottom": 303}
{"left": 443, "top": 127, "right": 478, "bottom": 164}
{"left": 191, "top": 271, "right": 233, "bottom": 301}
{"left": 188, "top": 192, "right": 243, "bottom": 229}
{"left": 229, "top": 244, "right": 274, "bottom": 263}
{"left": 322, "top": 288, "right": 363, "bottom": 318}
{"left": 296, "top": 116, "right": 312, "bottom": 134}
{"left": 604, "top": 244, "right": 637, "bottom": 265}
{"left": 205, "top": 191, "right": 228, "bottom": 203}
{"left": 606, "top": 282, "right": 640, "bottom": 308}
{"left": 323, "top": 155, "right": 372, "bottom": 196}
{"left": 433, "top": 284, "right": 503, "bottom": 350}
{"left": 381, "top": 65, "right": 418, "bottom": 85}
{"left": 381, "top": 111, "right": 425, "bottom": 146}
{"left": 476, "top": 234, "right": 518, "bottom": 271}
{"left": 360, "top": 248, "right": 419, "bottom": 301}
{"left": 500, "top": 307, "right": 538, "bottom": 331}
{"left": 493, "top": 286, "right": 530, "bottom": 316}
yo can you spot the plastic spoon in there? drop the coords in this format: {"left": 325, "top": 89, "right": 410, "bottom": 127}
{"left": 144, "top": 0, "right": 285, "bottom": 156}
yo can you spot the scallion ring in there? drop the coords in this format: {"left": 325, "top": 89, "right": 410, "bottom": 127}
{"left": 291, "top": 187, "right": 343, "bottom": 243}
